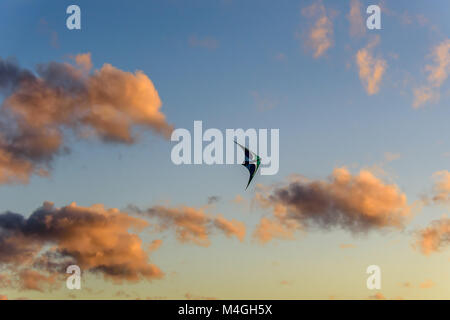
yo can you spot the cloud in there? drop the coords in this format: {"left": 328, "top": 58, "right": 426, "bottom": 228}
{"left": 430, "top": 170, "right": 450, "bottom": 204}
{"left": 188, "top": 35, "right": 219, "bottom": 50}
{"left": 38, "top": 19, "right": 59, "bottom": 49}
{"left": 253, "top": 217, "right": 297, "bottom": 244}
{"left": 413, "top": 39, "right": 450, "bottom": 108}
{"left": 250, "top": 91, "right": 278, "bottom": 112}
{"left": 253, "top": 167, "right": 411, "bottom": 243}
{"left": 414, "top": 217, "right": 450, "bottom": 255}
{"left": 301, "top": 1, "right": 334, "bottom": 58}
{"left": 0, "top": 54, "right": 172, "bottom": 184}
{"left": 369, "top": 292, "right": 386, "bottom": 300}
{"left": 420, "top": 280, "right": 435, "bottom": 289}
{"left": 0, "top": 202, "right": 163, "bottom": 283}
{"left": 213, "top": 215, "right": 246, "bottom": 242}
{"left": 339, "top": 243, "right": 356, "bottom": 249}
{"left": 0, "top": 294, "right": 7, "bottom": 300}
{"left": 348, "top": 0, "right": 365, "bottom": 37}
{"left": 356, "top": 36, "right": 387, "bottom": 95}
{"left": 207, "top": 196, "right": 221, "bottom": 205}
{"left": 185, "top": 292, "right": 217, "bottom": 300}
{"left": 384, "top": 152, "right": 401, "bottom": 162}
{"left": 400, "top": 281, "right": 412, "bottom": 288}
{"left": 130, "top": 205, "right": 246, "bottom": 246}
{"left": 18, "top": 269, "right": 58, "bottom": 292}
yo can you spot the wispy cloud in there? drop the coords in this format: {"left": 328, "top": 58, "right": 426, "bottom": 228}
{"left": 413, "top": 39, "right": 450, "bottom": 108}
{"left": 301, "top": 1, "right": 335, "bottom": 58}
{"left": 420, "top": 280, "right": 435, "bottom": 289}
{"left": 129, "top": 205, "right": 246, "bottom": 246}
{"left": 356, "top": 36, "right": 387, "bottom": 95}
{"left": 339, "top": 243, "right": 356, "bottom": 249}
{"left": 414, "top": 216, "right": 449, "bottom": 255}
{"left": 347, "top": 0, "right": 365, "bottom": 38}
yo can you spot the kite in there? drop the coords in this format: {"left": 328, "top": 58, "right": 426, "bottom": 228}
{"left": 234, "top": 140, "right": 261, "bottom": 189}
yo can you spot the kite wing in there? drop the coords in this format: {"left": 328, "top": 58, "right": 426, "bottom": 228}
{"left": 234, "top": 140, "right": 261, "bottom": 189}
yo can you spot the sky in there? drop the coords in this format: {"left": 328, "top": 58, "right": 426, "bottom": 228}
{"left": 0, "top": 0, "right": 449, "bottom": 300}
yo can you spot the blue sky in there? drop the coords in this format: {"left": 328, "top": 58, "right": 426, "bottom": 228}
{"left": 0, "top": 0, "right": 449, "bottom": 299}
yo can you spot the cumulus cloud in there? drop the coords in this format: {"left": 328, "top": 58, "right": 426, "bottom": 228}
{"left": 0, "top": 202, "right": 163, "bottom": 283}
{"left": 414, "top": 217, "right": 450, "bottom": 255}
{"left": 348, "top": 0, "right": 365, "bottom": 37}
{"left": 0, "top": 54, "right": 172, "bottom": 184}
{"left": 301, "top": 1, "right": 334, "bottom": 58}
{"left": 356, "top": 36, "right": 387, "bottom": 95}
{"left": 131, "top": 205, "right": 246, "bottom": 246}
{"left": 253, "top": 217, "right": 297, "bottom": 244}
{"left": 253, "top": 167, "right": 411, "bottom": 243}
{"left": 413, "top": 39, "right": 450, "bottom": 108}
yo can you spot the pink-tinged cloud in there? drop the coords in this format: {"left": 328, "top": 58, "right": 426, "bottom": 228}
{"left": 431, "top": 170, "right": 450, "bottom": 204}
{"left": 339, "top": 243, "right": 356, "bottom": 249}
{"left": 356, "top": 36, "right": 387, "bottom": 95}
{"left": 0, "top": 54, "right": 172, "bottom": 184}
{"left": 348, "top": 0, "right": 365, "bottom": 37}
{"left": 18, "top": 269, "right": 58, "bottom": 292}
{"left": 369, "top": 292, "right": 386, "bottom": 300}
{"left": 213, "top": 215, "right": 246, "bottom": 242}
{"left": 253, "top": 217, "right": 297, "bottom": 244}
{"left": 420, "top": 280, "right": 435, "bottom": 289}
{"left": 131, "top": 205, "right": 246, "bottom": 246}
{"left": 414, "top": 217, "right": 450, "bottom": 255}
{"left": 253, "top": 167, "right": 411, "bottom": 243}
{"left": 413, "top": 39, "right": 450, "bottom": 108}
{"left": 301, "top": 1, "right": 334, "bottom": 58}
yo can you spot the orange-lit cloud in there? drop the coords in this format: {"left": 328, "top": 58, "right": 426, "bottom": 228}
{"left": 413, "top": 39, "right": 450, "bottom": 108}
{"left": 0, "top": 54, "right": 172, "bottom": 184}
{"left": 414, "top": 216, "right": 450, "bottom": 255}
{"left": 131, "top": 205, "right": 246, "bottom": 246}
{"left": 339, "top": 243, "right": 356, "bottom": 249}
{"left": 431, "top": 170, "right": 450, "bottom": 204}
{"left": 254, "top": 167, "right": 411, "bottom": 243}
{"left": 369, "top": 292, "right": 386, "bottom": 300}
{"left": 0, "top": 294, "right": 7, "bottom": 300}
{"left": 420, "top": 280, "right": 435, "bottom": 289}
{"left": 348, "top": 0, "right": 365, "bottom": 37}
{"left": 18, "top": 269, "right": 58, "bottom": 292}
{"left": 356, "top": 36, "right": 387, "bottom": 95}
{"left": 213, "top": 215, "right": 245, "bottom": 242}
{"left": 301, "top": 1, "right": 334, "bottom": 58}
{"left": 0, "top": 202, "right": 163, "bottom": 283}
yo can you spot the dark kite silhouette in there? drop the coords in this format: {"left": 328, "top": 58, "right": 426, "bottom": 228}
{"left": 234, "top": 140, "right": 261, "bottom": 189}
